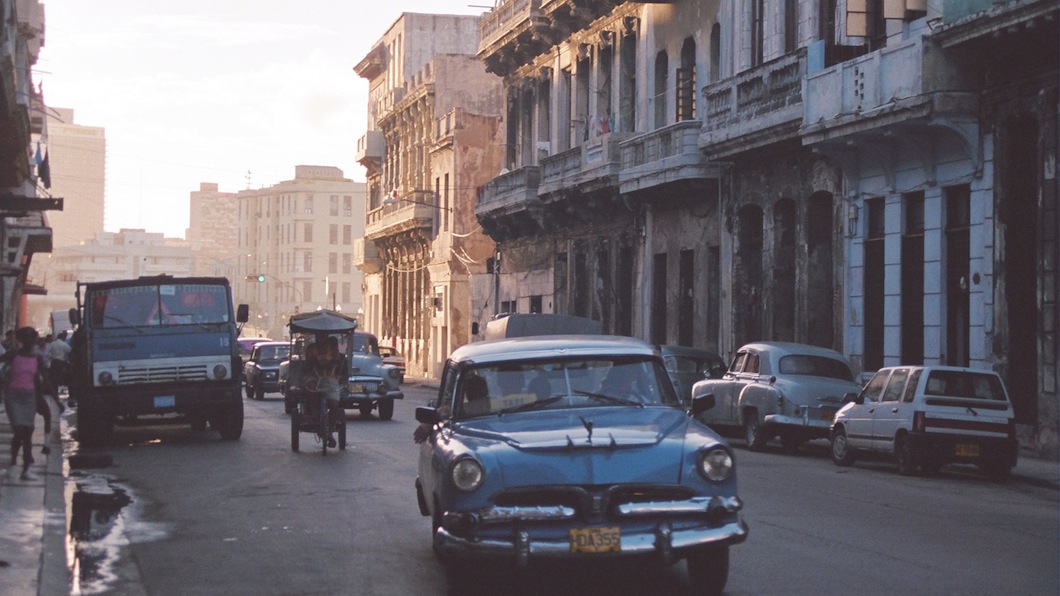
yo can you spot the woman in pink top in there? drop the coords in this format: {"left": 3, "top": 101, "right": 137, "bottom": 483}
{"left": 1, "top": 327, "right": 45, "bottom": 479}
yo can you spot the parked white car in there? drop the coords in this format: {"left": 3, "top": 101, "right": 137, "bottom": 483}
{"left": 830, "top": 365, "right": 1018, "bottom": 481}
{"left": 691, "top": 342, "right": 862, "bottom": 451}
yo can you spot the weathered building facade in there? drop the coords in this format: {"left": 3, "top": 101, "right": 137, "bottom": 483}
{"left": 474, "top": 0, "right": 1058, "bottom": 456}
{"left": 0, "top": 0, "right": 53, "bottom": 332}
{"left": 355, "top": 13, "right": 503, "bottom": 378}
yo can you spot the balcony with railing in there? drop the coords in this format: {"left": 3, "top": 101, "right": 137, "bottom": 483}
{"left": 538, "top": 131, "right": 633, "bottom": 199}
{"left": 364, "top": 198, "right": 436, "bottom": 242}
{"left": 352, "top": 237, "right": 381, "bottom": 274}
{"left": 355, "top": 130, "right": 384, "bottom": 166}
{"left": 619, "top": 120, "right": 723, "bottom": 194}
{"left": 800, "top": 35, "right": 977, "bottom": 146}
{"left": 699, "top": 49, "right": 806, "bottom": 159}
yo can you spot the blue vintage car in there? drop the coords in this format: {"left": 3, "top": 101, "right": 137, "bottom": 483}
{"left": 414, "top": 335, "right": 748, "bottom": 594}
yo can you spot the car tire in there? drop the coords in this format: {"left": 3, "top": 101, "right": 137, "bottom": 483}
{"left": 830, "top": 427, "right": 856, "bottom": 466}
{"left": 686, "top": 546, "right": 729, "bottom": 596}
{"left": 378, "top": 399, "right": 394, "bottom": 421}
{"left": 895, "top": 434, "right": 919, "bottom": 476}
{"left": 290, "top": 411, "right": 300, "bottom": 452}
{"left": 743, "top": 410, "right": 768, "bottom": 451}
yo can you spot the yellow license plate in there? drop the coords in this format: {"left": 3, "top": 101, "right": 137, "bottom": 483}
{"left": 955, "top": 443, "right": 980, "bottom": 457}
{"left": 569, "top": 527, "right": 620, "bottom": 553}
{"left": 348, "top": 383, "right": 364, "bottom": 393}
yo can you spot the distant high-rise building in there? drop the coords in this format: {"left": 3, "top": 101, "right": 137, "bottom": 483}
{"left": 44, "top": 107, "right": 106, "bottom": 249}
{"left": 187, "top": 182, "right": 239, "bottom": 281}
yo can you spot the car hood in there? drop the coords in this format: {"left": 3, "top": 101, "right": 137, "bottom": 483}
{"left": 450, "top": 407, "right": 710, "bottom": 487}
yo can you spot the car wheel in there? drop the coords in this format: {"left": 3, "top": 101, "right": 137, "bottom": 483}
{"left": 378, "top": 399, "right": 394, "bottom": 421}
{"left": 830, "top": 426, "right": 856, "bottom": 466}
{"left": 284, "top": 396, "right": 295, "bottom": 415}
{"left": 290, "top": 411, "right": 300, "bottom": 452}
{"left": 895, "top": 434, "right": 919, "bottom": 476}
{"left": 686, "top": 546, "right": 729, "bottom": 596}
{"left": 743, "top": 410, "right": 768, "bottom": 451}
{"left": 255, "top": 385, "right": 265, "bottom": 401}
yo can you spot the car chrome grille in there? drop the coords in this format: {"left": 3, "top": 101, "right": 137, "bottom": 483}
{"left": 484, "top": 485, "right": 707, "bottom": 524}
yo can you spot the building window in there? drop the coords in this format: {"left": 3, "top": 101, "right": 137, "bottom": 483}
{"left": 303, "top": 252, "right": 313, "bottom": 273}
{"left": 330, "top": 195, "right": 339, "bottom": 216}
{"left": 304, "top": 223, "right": 313, "bottom": 242}
{"left": 677, "top": 38, "right": 696, "bottom": 121}
{"left": 304, "top": 196, "right": 313, "bottom": 215}
{"left": 329, "top": 252, "right": 337, "bottom": 274}
{"left": 343, "top": 195, "right": 352, "bottom": 217}
{"left": 329, "top": 224, "right": 338, "bottom": 244}
{"left": 343, "top": 225, "right": 352, "bottom": 244}
{"left": 654, "top": 50, "right": 669, "bottom": 129}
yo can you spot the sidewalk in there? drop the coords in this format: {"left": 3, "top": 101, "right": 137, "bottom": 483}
{"left": 0, "top": 399, "right": 70, "bottom": 596}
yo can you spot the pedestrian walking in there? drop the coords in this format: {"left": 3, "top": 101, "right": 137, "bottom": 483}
{"left": 0, "top": 327, "right": 50, "bottom": 479}
{"left": 47, "top": 330, "right": 72, "bottom": 395}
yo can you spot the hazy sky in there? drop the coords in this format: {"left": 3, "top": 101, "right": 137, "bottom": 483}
{"left": 38, "top": 0, "right": 490, "bottom": 238}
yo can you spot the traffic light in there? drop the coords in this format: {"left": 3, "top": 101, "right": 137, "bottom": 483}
{"left": 256, "top": 274, "right": 266, "bottom": 282}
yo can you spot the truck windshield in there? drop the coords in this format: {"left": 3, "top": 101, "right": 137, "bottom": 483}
{"left": 89, "top": 284, "right": 230, "bottom": 328}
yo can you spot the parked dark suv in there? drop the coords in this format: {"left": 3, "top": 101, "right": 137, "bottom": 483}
{"left": 243, "top": 341, "right": 290, "bottom": 400}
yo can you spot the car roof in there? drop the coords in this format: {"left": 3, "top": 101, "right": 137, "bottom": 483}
{"left": 658, "top": 344, "right": 724, "bottom": 361}
{"left": 239, "top": 337, "right": 273, "bottom": 346}
{"left": 253, "top": 341, "right": 288, "bottom": 348}
{"left": 737, "top": 341, "right": 848, "bottom": 360}
{"left": 873, "top": 365, "right": 1001, "bottom": 376}
{"left": 449, "top": 335, "right": 658, "bottom": 365}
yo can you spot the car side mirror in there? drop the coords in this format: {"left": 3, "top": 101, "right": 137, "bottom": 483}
{"left": 690, "top": 393, "right": 716, "bottom": 417}
{"left": 415, "top": 406, "right": 441, "bottom": 425}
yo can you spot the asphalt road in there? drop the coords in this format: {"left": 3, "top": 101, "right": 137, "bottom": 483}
{"left": 64, "top": 384, "right": 1059, "bottom": 595}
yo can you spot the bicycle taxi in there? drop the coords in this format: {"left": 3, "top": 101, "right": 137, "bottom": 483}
{"left": 284, "top": 309, "right": 355, "bottom": 455}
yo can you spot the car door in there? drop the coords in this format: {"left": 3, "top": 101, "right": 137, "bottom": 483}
{"left": 843, "top": 369, "right": 889, "bottom": 450}
{"left": 870, "top": 368, "right": 910, "bottom": 451}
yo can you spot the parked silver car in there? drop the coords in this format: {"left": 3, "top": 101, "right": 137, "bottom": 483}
{"left": 691, "top": 342, "right": 862, "bottom": 451}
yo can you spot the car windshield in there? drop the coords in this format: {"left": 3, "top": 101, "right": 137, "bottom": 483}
{"left": 777, "top": 354, "right": 854, "bottom": 382}
{"left": 449, "top": 356, "right": 680, "bottom": 420}
{"left": 258, "top": 345, "right": 290, "bottom": 361}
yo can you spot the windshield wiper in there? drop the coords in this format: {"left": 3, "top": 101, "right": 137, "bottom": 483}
{"left": 497, "top": 395, "right": 565, "bottom": 416}
{"left": 573, "top": 390, "right": 645, "bottom": 408}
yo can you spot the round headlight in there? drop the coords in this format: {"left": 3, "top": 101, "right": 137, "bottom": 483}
{"left": 98, "top": 370, "right": 113, "bottom": 386}
{"left": 451, "top": 458, "right": 484, "bottom": 492}
{"left": 213, "top": 364, "right": 228, "bottom": 380}
{"left": 387, "top": 368, "right": 401, "bottom": 380}
{"left": 699, "top": 448, "right": 733, "bottom": 482}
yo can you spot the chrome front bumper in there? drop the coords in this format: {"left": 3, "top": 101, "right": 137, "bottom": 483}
{"left": 434, "top": 496, "right": 748, "bottom": 566}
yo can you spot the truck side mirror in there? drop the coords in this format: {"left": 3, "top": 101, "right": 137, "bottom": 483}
{"left": 471, "top": 322, "right": 479, "bottom": 335}
{"left": 236, "top": 304, "right": 249, "bottom": 323}
{"left": 68, "top": 307, "right": 80, "bottom": 326}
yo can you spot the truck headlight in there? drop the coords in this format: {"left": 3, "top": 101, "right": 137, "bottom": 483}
{"left": 213, "top": 364, "right": 228, "bottom": 380}
{"left": 451, "top": 457, "right": 484, "bottom": 492}
{"left": 98, "top": 371, "right": 114, "bottom": 386}
{"left": 698, "top": 448, "right": 733, "bottom": 482}
{"left": 387, "top": 368, "right": 401, "bottom": 381}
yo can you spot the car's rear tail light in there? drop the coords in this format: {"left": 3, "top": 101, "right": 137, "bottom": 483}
{"left": 913, "top": 411, "right": 926, "bottom": 433}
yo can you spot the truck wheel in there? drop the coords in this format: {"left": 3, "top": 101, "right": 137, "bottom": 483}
{"left": 78, "top": 409, "right": 112, "bottom": 448}
{"left": 214, "top": 401, "right": 244, "bottom": 441}
{"left": 378, "top": 399, "right": 394, "bottom": 421}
